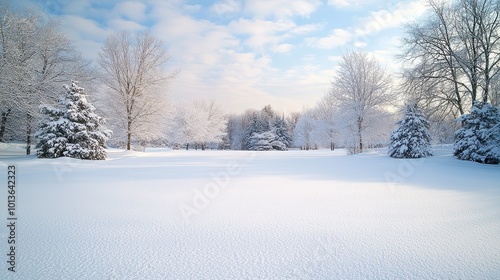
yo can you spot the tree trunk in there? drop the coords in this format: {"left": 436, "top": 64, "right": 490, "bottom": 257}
{"left": 186, "top": 143, "right": 189, "bottom": 151}
{"left": 0, "top": 109, "right": 11, "bottom": 142}
{"left": 127, "top": 119, "right": 132, "bottom": 150}
{"left": 26, "top": 113, "right": 32, "bottom": 155}
{"left": 358, "top": 118, "right": 363, "bottom": 153}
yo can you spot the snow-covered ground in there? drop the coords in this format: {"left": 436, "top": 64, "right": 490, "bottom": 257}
{"left": 1, "top": 146, "right": 499, "bottom": 279}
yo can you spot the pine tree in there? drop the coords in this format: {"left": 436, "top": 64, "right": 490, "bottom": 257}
{"left": 272, "top": 116, "right": 292, "bottom": 149}
{"left": 36, "top": 82, "right": 111, "bottom": 160}
{"left": 242, "top": 113, "right": 264, "bottom": 150}
{"left": 35, "top": 105, "right": 69, "bottom": 158}
{"left": 454, "top": 101, "right": 500, "bottom": 164}
{"left": 388, "top": 103, "right": 432, "bottom": 158}
{"left": 249, "top": 131, "right": 275, "bottom": 151}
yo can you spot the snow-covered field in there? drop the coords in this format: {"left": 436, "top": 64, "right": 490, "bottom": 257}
{"left": 1, "top": 146, "right": 500, "bottom": 279}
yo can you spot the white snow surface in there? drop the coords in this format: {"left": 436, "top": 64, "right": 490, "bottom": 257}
{"left": 1, "top": 147, "right": 500, "bottom": 279}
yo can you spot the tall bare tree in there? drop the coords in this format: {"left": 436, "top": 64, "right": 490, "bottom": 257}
{"left": 98, "top": 31, "right": 176, "bottom": 150}
{"left": 329, "top": 51, "right": 392, "bottom": 153}
{"left": 401, "top": 0, "right": 500, "bottom": 118}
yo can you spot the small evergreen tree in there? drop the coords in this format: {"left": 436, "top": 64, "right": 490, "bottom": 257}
{"left": 454, "top": 101, "right": 500, "bottom": 164}
{"left": 36, "top": 82, "right": 111, "bottom": 160}
{"left": 388, "top": 103, "right": 432, "bottom": 158}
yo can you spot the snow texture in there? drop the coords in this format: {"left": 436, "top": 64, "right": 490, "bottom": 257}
{"left": 388, "top": 103, "right": 432, "bottom": 158}
{"left": 1, "top": 146, "right": 499, "bottom": 279}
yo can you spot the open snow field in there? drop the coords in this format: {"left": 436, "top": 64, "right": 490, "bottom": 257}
{"left": 1, "top": 146, "right": 500, "bottom": 279}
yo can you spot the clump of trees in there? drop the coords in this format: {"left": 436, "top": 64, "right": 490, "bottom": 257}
{"left": 239, "top": 105, "right": 292, "bottom": 151}
{"left": 401, "top": 0, "right": 500, "bottom": 164}
{"left": 0, "top": 1, "right": 96, "bottom": 155}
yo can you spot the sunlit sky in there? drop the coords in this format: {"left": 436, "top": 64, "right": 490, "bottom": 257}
{"left": 21, "top": 0, "right": 429, "bottom": 114}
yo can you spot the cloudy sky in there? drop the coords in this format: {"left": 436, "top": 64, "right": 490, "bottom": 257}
{"left": 21, "top": 0, "right": 429, "bottom": 114}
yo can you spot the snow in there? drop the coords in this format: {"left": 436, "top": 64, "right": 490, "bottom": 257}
{"left": 1, "top": 146, "right": 500, "bottom": 279}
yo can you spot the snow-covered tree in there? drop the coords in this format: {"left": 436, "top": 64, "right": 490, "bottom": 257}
{"left": 454, "top": 101, "right": 500, "bottom": 164}
{"left": 36, "top": 82, "right": 111, "bottom": 160}
{"left": 247, "top": 131, "right": 286, "bottom": 151}
{"left": 0, "top": 3, "right": 95, "bottom": 155}
{"left": 242, "top": 113, "right": 263, "bottom": 150}
{"left": 200, "top": 100, "right": 227, "bottom": 149}
{"left": 293, "top": 110, "right": 316, "bottom": 150}
{"left": 388, "top": 103, "right": 432, "bottom": 158}
{"left": 272, "top": 116, "right": 292, "bottom": 149}
{"left": 249, "top": 131, "right": 275, "bottom": 151}
{"left": 171, "top": 103, "right": 205, "bottom": 150}
{"left": 99, "top": 31, "right": 176, "bottom": 150}
{"left": 329, "top": 51, "right": 393, "bottom": 154}
{"left": 171, "top": 100, "right": 226, "bottom": 150}
{"left": 240, "top": 105, "right": 291, "bottom": 151}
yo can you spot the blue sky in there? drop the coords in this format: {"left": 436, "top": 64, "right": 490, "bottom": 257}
{"left": 22, "top": 0, "right": 429, "bottom": 114}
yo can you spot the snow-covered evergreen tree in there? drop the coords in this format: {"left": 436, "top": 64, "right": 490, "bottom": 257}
{"left": 36, "top": 82, "right": 111, "bottom": 160}
{"left": 242, "top": 113, "right": 261, "bottom": 150}
{"left": 247, "top": 131, "right": 286, "bottom": 151}
{"left": 454, "top": 101, "right": 500, "bottom": 164}
{"left": 272, "top": 116, "right": 292, "bottom": 149}
{"left": 388, "top": 103, "right": 432, "bottom": 158}
{"left": 249, "top": 131, "right": 274, "bottom": 151}
{"left": 35, "top": 105, "right": 68, "bottom": 158}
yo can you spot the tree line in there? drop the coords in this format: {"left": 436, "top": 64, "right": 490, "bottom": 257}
{"left": 1, "top": 0, "right": 499, "bottom": 164}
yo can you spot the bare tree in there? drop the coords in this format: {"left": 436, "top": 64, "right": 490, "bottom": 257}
{"left": 329, "top": 51, "right": 393, "bottom": 153}
{"left": 98, "top": 31, "right": 176, "bottom": 150}
{"left": 401, "top": 0, "right": 500, "bottom": 117}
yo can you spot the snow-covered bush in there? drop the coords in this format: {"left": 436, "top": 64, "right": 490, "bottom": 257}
{"left": 36, "top": 82, "right": 111, "bottom": 160}
{"left": 454, "top": 101, "right": 500, "bottom": 164}
{"left": 388, "top": 103, "right": 432, "bottom": 158}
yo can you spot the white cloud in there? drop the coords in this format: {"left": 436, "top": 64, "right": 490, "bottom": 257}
{"left": 306, "top": 28, "right": 352, "bottom": 49}
{"left": 183, "top": 4, "right": 202, "bottom": 13}
{"left": 354, "top": 41, "right": 368, "bottom": 48}
{"left": 210, "top": 0, "right": 241, "bottom": 16}
{"left": 355, "top": 1, "right": 428, "bottom": 37}
{"left": 291, "top": 23, "right": 324, "bottom": 34}
{"left": 243, "top": 0, "right": 322, "bottom": 19}
{"left": 229, "top": 18, "right": 294, "bottom": 50}
{"left": 107, "top": 19, "right": 146, "bottom": 32}
{"left": 113, "top": 1, "right": 147, "bottom": 21}
{"left": 327, "top": 0, "right": 351, "bottom": 7}
{"left": 327, "top": 0, "right": 377, "bottom": 8}
{"left": 60, "top": 15, "right": 109, "bottom": 40}
{"left": 272, "top": 43, "right": 294, "bottom": 53}
{"left": 308, "top": 0, "right": 428, "bottom": 49}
